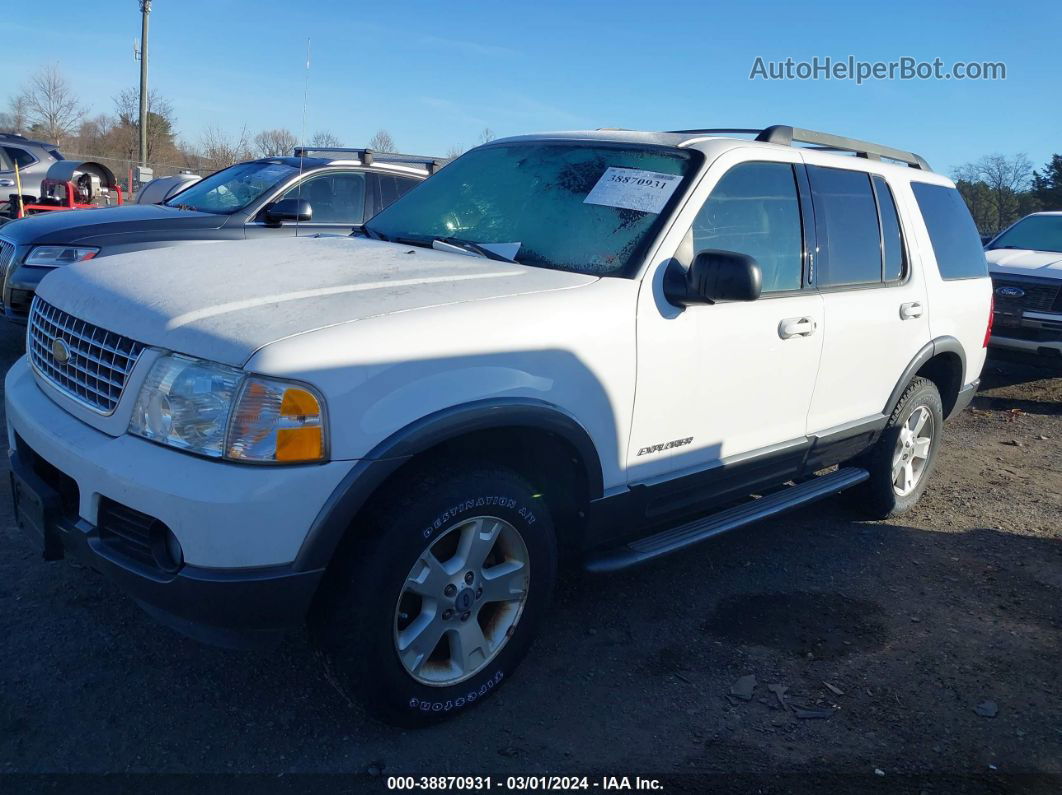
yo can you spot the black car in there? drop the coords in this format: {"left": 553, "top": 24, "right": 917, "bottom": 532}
{"left": 0, "top": 149, "right": 441, "bottom": 322}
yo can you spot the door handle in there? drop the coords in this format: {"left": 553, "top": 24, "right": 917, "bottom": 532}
{"left": 0, "top": 179, "right": 15, "bottom": 188}
{"left": 778, "top": 316, "right": 816, "bottom": 339}
{"left": 900, "top": 302, "right": 923, "bottom": 320}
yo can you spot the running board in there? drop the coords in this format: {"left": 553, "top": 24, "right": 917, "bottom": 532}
{"left": 584, "top": 467, "right": 869, "bottom": 573}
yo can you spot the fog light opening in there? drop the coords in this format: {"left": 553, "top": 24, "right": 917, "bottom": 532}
{"left": 151, "top": 522, "right": 184, "bottom": 573}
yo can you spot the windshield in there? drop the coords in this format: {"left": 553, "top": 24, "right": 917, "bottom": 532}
{"left": 364, "top": 142, "right": 698, "bottom": 276}
{"left": 988, "top": 215, "right": 1062, "bottom": 254}
{"left": 164, "top": 161, "right": 299, "bottom": 214}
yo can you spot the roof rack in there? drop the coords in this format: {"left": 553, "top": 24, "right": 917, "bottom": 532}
{"left": 291, "top": 146, "right": 447, "bottom": 174}
{"left": 668, "top": 125, "right": 931, "bottom": 170}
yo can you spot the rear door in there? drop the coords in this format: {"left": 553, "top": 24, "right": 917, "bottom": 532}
{"left": 803, "top": 162, "right": 931, "bottom": 433}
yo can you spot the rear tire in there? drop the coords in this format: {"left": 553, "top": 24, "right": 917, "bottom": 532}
{"left": 850, "top": 377, "right": 944, "bottom": 519}
{"left": 313, "top": 465, "right": 557, "bottom": 726}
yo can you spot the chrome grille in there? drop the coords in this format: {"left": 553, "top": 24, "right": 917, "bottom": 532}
{"left": 0, "top": 238, "right": 14, "bottom": 306}
{"left": 29, "top": 297, "right": 145, "bottom": 414}
{"left": 0, "top": 238, "right": 13, "bottom": 272}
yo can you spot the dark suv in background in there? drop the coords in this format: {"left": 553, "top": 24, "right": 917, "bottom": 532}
{"left": 0, "top": 148, "right": 441, "bottom": 322}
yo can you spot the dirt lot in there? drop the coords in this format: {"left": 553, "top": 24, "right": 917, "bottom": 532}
{"left": 0, "top": 319, "right": 1059, "bottom": 793}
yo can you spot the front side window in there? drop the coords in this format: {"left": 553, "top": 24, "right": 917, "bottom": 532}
{"left": 364, "top": 142, "right": 698, "bottom": 277}
{"left": 691, "top": 161, "right": 803, "bottom": 293}
{"left": 809, "top": 166, "right": 883, "bottom": 287}
{"left": 987, "top": 214, "right": 1062, "bottom": 254}
{"left": 164, "top": 161, "right": 300, "bottom": 214}
{"left": 283, "top": 172, "right": 366, "bottom": 224}
{"left": 912, "top": 182, "right": 988, "bottom": 280}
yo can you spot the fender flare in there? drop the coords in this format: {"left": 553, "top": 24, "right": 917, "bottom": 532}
{"left": 883, "top": 335, "right": 966, "bottom": 418}
{"left": 293, "top": 398, "right": 604, "bottom": 571}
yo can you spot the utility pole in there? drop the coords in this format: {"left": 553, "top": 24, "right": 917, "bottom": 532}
{"left": 138, "top": 0, "right": 151, "bottom": 167}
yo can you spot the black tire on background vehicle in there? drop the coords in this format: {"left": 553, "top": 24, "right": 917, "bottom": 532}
{"left": 851, "top": 376, "right": 944, "bottom": 519}
{"left": 313, "top": 465, "right": 558, "bottom": 726}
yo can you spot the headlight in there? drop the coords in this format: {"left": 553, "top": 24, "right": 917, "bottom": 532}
{"left": 128, "top": 354, "right": 327, "bottom": 463}
{"left": 24, "top": 245, "right": 100, "bottom": 266}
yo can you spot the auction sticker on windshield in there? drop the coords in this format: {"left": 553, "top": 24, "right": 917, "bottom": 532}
{"left": 584, "top": 167, "right": 682, "bottom": 214}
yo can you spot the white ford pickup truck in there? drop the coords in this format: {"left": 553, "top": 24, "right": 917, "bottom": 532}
{"left": 6, "top": 125, "right": 991, "bottom": 724}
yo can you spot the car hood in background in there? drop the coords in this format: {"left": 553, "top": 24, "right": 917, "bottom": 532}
{"left": 0, "top": 204, "right": 226, "bottom": 246}
{"left": 986, "top": 248, "right": 1062, "bottom": 278}
{"left": 36, "top": 236, "right": 598, "bottom": 366}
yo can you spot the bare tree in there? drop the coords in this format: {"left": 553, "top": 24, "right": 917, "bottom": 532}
{"left": 311, "top": 130, "right": 342, "bottom": 147}
{"left": 254, "top": 128, "right": 298, "bottom": 157}
{"left": 196, "top": 125, "right": 254, "bottom": 172}
{"left": 367, "top": 129, "right": 395, "bottom": 152}
{"left": 0, "top": 95, "right": 30, "bottom": 134}
{"left": 978, "top": 153, "right": 1033, "bottom": 232}
{"left": 113, "top": 88, "right": 176, "bottom": 160}
{"left": 445, "top": 144, "right": 465, "bottom": 159}
{"left": 478, "top": 128, "right": 496, "bottom": 145}
{"left": 17, "top": 64, "right": 84, "bottom": 145}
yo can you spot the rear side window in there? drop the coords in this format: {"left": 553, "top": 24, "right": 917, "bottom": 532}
{"left": 378, "top": 175, "right": 420, "bottom": 208}
{"left": 2, "top": 146, "right": 37, "bottom": 169}
{"left": 808, "top": 166, "right": 882, "bottom": 287}
{"left": 692, "top": 161, "right": 803, "bottom": 293}
{"left": 911, "top": 182, "right": 987, "bottom": 280}
{"left": 872, "top": 176, "right": 905, "bottom": 281}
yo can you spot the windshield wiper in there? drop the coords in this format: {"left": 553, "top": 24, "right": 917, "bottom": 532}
{"left": 360, "top": 227, "right": 389, "bottom": 241}
{"left": 434, "top": 237, "right": 517, "bottom": 263}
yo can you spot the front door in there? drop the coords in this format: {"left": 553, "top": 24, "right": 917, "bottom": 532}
{"left": 628, "top": 154, "right": 824, "bottom": 489}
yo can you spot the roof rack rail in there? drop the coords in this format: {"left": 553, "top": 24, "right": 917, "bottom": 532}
{"left": 668, "top": 125, "right": 931, "bottom": 170}
{"left": 291, "top": 146, "right": 448, "bottom": 174}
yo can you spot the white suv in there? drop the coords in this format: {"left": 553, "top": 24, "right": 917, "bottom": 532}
{"left": 6, "top": 125, "right": 992, "bottom": 724}
{"left": 984, "top": 211, "right": 1062, "bottom": 359}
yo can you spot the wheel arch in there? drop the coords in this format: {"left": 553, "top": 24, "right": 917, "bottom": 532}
{"left": 293, "top": 398, "right": 604, "bottom": 572}
{"left": 885, "top": 336, "right": 967, "bottom": 420}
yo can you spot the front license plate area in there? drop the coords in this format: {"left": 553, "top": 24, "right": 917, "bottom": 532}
{"left": 10, "top": 470, "right": 63, "bottom": 560}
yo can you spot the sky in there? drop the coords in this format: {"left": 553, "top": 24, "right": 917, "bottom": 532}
{"left": 4, "top": 0, "right": 1060, "bottom": 175}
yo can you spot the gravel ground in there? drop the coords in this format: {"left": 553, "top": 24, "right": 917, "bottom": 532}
{"left": 0, "top": 319, "right": 1059, "bottom": 793}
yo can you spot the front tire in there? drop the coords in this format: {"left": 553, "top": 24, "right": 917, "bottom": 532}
{"left": 314, "top": 465, "right": 557, "bottom": 726}
{"left": 852, "top": 376, "right": 944, "bottom": 519}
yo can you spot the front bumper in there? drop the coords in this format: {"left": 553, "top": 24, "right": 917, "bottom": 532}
{"left": 989, "top": 317, "right": 1062, "bottom": 358}
{"left": 9, "top": 445, "right": 322, "bottom": 646}
{"left": 5, "top": 355, "right": 356, "bottom": 645}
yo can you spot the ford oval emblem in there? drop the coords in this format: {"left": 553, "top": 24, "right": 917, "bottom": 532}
{"left": 996, "top": 286, "right": 1025, "bottom": 298}
{"left": 52, "top": 339, "right": 71, "bottom": 365}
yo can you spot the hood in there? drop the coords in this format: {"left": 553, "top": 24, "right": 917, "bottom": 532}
{"left": 36, "top": 236, "right": 598, "bottom": 366}
{"left": 0, "top": 203, "right": 225, "bottom": 245}
{"left": 985, "top": 248, "right": 1062, "bottom": 277}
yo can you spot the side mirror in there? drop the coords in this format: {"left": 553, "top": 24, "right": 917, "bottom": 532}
{"left": 664, "top": 249, "right": 762, "bottom": 306}
{"left": 263, "top": 198, "right": 312, "bottom": 225}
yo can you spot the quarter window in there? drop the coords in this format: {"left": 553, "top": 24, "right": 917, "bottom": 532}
{"left": 912, "top": 182, "right": 988, "bottom": 280}
{"left": 692, "top": 162, "right": 803, "bottom": 293}
{"left": 808, "top": 166, "right": 882, "bottom": 287}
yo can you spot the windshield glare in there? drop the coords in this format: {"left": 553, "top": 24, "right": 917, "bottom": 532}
{"left": 365, "top": 142, "right": 697, "bottom": 276}
{"left": 988, "top": 215, "right": 1062, "bottom": 254}
{"left": 164, "top": 161, "right": 299, "bottom": 214}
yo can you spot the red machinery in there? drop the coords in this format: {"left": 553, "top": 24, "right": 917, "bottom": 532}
{"left": 15, "top": 160, "right": 123, "bottom": 218}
